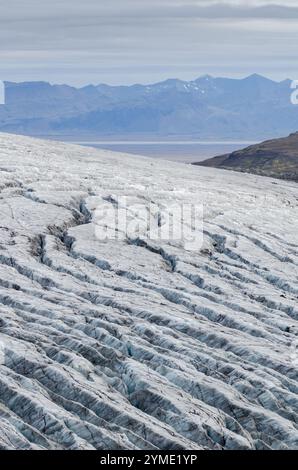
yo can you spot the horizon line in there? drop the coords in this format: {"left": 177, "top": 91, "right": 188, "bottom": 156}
{"left": 2, "top": 73, "right": 293, "bottom": 90}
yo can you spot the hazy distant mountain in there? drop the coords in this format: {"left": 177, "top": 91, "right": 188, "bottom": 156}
{"left": 195, "top": 131, "right": 298, "bottom": 182}
{"left": 0, "top": 75, "right": 297, "bottom": 139}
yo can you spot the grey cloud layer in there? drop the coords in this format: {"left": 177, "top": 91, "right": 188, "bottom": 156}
{"left": 0, "top": 0, "right": 297, "bottom": 85}
{"left": 2, "top": 1, "right": 298, "bottom": 20}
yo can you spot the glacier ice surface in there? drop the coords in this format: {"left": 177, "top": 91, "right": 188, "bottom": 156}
{"left": 0, "top": 133, "right": 297, "bottom": 450}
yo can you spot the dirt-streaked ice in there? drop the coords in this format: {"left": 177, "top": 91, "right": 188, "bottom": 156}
{"left": 0, "top": 133, "right": 297, "bottom": 450}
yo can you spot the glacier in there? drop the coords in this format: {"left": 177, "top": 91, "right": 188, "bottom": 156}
{"left": 0, "top": 133, "right": 297, "bottom": 450}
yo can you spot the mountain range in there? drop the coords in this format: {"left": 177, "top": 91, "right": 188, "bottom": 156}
{"left": 0, "top": 74, "right": 297, "bottom": 140}
{"left": 196, "top": 131, "right": 298, "bottom": 182}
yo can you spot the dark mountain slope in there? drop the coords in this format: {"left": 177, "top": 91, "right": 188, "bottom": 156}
{"left": 195, "top": 132, "right": 298, "bottom": 182}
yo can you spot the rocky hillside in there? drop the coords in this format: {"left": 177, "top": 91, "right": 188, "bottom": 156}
{"left": 195, "top": 132, "right": 298, "bottom": 182}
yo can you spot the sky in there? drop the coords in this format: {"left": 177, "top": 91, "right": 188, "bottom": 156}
{"left": 0, "top": 0, "right": 298, "bottom": 86}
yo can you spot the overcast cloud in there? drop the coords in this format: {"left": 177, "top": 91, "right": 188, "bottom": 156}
{"left": 0, "top": 0, "right": 297, "bottom": 85}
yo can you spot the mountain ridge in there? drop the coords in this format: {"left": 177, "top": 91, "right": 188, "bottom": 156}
{"left": 195, "top": 131, "right": 298, "bottom": 182}
{"left": 1, "top": 75, "right": 297, "bottom": 140}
